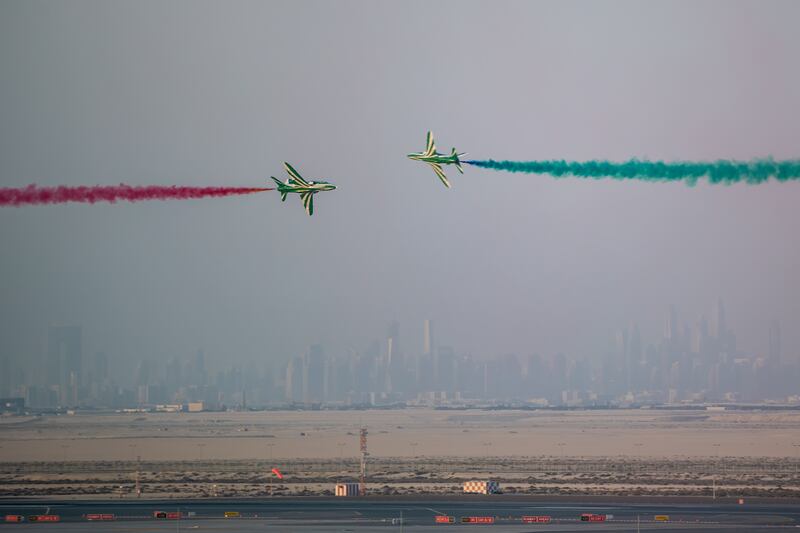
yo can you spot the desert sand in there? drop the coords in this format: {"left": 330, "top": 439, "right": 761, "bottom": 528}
{"left": 1, "top": 408, "right": 799, "bottom": 461}
{"left": 1, "top": 408, "right": 798, "bottom": 498}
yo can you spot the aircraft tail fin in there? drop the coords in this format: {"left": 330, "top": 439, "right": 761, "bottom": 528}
{"left": 423, "top": 131, "right": 436, "bottom": 157}
{"left": 271, "top": 177, "right": 288, "bottom": 201}
{"left": 451, "top": 148, "right": 466, "bottom": 174}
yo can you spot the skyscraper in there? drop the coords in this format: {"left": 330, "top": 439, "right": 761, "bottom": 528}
{"left": 615, "top": 328, "right": 628, "bottom": 392}
{"left": 385, "top": 321, "right": 404, "bottom": 394}
{"left": 663, "top": 305, "right": 678, "bottom": 341}
{"left": 423, "top": 319, "right": 434, "bottom": 356}
{"left": 285, "top": 356, "right": 303, "bottom": 403}
{"left": 690, "top": 316, "right": 708, "bottom": 355}
{"left": 46, "top": 325, "right": 82, "bottom": 407}
{"left": 384, "top": 337, "right": 394, "bottom": 392}
{"left": 418, "top": 319, "right": 436, "bottom": 392}
{"left": 627, "top": 323, "right": 642, "bottom": 392}
{"left": 0, "top": 355, "right": 9, "bottom": 397}
{"left": 191, "top": 349, "right": 207, "bottom": 386}
{"left": 387, "top": 320, "right": 400, "bottom": 355}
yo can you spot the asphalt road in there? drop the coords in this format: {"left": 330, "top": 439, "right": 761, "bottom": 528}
{"left": 1, "top": 497, "right": 798, "bottom": 531}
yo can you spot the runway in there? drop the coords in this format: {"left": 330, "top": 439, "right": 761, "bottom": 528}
{"left": 1, "top": 496, "right": 798, "bottom": 531}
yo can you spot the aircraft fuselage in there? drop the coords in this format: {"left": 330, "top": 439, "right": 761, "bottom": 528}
{"left": 407, "top": 153, "right": 462, "bottom": 166}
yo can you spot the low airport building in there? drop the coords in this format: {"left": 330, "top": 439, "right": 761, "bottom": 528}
{"left": 463, "top": 480, "right": 499, "bottom": 494}
{"left": 334, "top": 483, "right": 360, "bottom": 496}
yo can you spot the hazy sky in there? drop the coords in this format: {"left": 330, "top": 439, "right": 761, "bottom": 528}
{"left": 1, "top": 0, "right": 799, "bottom": 371}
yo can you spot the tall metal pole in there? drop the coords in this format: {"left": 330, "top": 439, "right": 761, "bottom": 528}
{"left": 359, "top": 427, "right": 368, "bottom": 496}
{"left": 712, "top": 443, "right": 720, "bottom": 499}
{"left": 135, "top": 455, "right": 141, "bottom": 498}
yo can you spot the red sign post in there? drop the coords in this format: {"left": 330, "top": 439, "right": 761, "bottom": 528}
{"left": 522, "top": 515, "right": 552, "bottom": 523}
{"left": 29, "top": 515, "right": 60, "bottom": 522}
{"left": 87, "top": 514, "right": 115, "bottom": 521}
{"left": 461, "top": 516, "right": 495, "bottom": 524}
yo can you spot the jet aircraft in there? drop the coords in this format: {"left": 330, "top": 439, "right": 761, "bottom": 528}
{"left": 407, "top": 131, "right": 467, "bottom": 188}
{"left": 271, "top": 162, "right": 336, "bottom": 216}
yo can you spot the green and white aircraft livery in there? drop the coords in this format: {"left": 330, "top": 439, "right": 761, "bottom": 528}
{"left": 271, "top": 162, "right": 336, "bottom": 216}
{"left": 407, "top": 131, "right": 467, "bottom": 188}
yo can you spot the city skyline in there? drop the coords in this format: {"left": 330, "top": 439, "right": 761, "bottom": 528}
{"left": 2, "top": 297, "right": 796, "bottom": 410}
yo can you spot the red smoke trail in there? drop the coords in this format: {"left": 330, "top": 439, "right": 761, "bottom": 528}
{"left": 0, "top": 184, "right": 273, "bottom": 206}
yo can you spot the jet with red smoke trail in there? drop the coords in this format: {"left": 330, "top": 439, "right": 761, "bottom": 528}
{"left": 270, "top": 162, "right": 336, "bottom": 216}
{"left": 0, "top": 184, "right": 272, "bottom": 207}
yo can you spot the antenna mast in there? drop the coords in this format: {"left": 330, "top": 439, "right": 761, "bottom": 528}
{"left": 359, "top": 427, "right": 368, "bottom": 496}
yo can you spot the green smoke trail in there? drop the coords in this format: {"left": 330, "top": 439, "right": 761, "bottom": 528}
{"left": 464, "top": 158, "right": 800, "bottom": 185}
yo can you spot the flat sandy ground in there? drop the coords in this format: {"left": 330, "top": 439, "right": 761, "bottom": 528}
{"left": 1, "top": 408, "right": 798, "bottom": 498}
{"left": 1, "top": 408, "right": 798, "bottom": 461}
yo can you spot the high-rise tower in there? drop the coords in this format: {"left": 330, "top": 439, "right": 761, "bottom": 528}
{"left": 46, "top": 325, "right": 82, "bottom": 407}
{"left": 663, "top": 305, "right": 678, "bottom": 341}
{"left": 423, "top": 319, "right": 434, "bottom": 356}
{"left": 285, "top": 356, "right": 303, "bottom": 403}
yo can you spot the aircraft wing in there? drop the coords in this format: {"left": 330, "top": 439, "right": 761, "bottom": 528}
{"left": 284, "top": 162, "right": 309, "bottom": 186}
{"left": 423, "top": 131, "right": 436, "bottom": 157}
{"left": 300, "top": 191, "right": 314, "bottom": 216}
{"left": 428, "top": 163, "right": 451, "bottom": 188}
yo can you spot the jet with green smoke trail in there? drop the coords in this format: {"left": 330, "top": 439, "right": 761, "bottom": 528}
{"left": 270, "top": 162, "right": 336, "bottom": 216}
{"left": 407, "top": 131, "right": 467, "bottom": 188}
